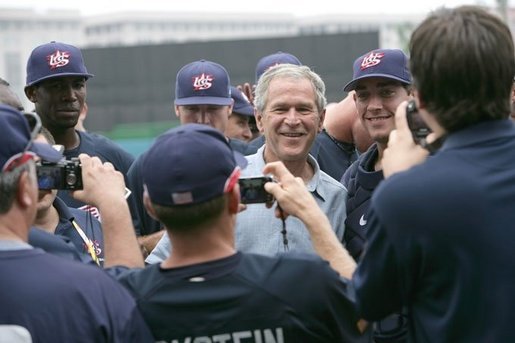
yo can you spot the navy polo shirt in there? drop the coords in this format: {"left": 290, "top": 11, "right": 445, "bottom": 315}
{"left": 353, "top": 120, "right": 515, "bottom": 342}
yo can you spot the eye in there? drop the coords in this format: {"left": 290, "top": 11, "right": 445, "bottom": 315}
{"left": 380, "top": 89, "right": 395, "bottom": 98}
{"left": 356, "top": 92, "right": 369, "bottom": 101}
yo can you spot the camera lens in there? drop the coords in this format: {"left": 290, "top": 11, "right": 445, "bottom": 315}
{"left": 66, "top": 172, "right": 77, "bottom": 186}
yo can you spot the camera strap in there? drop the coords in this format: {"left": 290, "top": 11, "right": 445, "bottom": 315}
{"left": 71, "top": 220, "right": 100, "bottom": 266}
{"left": 277, "top": 204, "right": 289, "bottom": 252}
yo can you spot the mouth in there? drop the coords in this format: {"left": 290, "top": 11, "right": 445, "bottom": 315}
{"left": 280, "top": 132, "right": 305, "bottom": 138}
{"left": 365, "top": 115, "right": 392, "bottom": 122}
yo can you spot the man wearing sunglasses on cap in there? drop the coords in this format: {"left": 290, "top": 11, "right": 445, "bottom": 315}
{"left": 0, "top": 104, "right": 153, "bottom": 341}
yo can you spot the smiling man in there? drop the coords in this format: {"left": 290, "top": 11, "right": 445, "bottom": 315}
{"left": 235, "top": 64, "right": 347, "bottom": 255}
{"left": 340, "top": 48, "right": 412, "bottom": 342}
{"left": 24, "top": 41, "right": 134, "bottom": 210}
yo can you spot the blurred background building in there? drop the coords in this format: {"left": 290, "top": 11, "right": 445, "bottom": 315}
{"left": 0, "top": 4, "right": 511, "bottom": 155}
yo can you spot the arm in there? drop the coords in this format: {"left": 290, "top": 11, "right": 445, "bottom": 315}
{"left": 72, "top": 154, "right": 144, "bottom": 268}
{"left": 263, "top": 161, "right": 356, "bottom": 279}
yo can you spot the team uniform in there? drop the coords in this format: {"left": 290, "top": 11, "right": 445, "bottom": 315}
{"left": 112, "top": 252, "right": 370, "bottom": 342}
{"left": 352, "top": 120, "right": 515, "bottom": 342}
{"left": 341, "top": 144, "right": 408, "bottom": 342}
{"left": 0, "top": 244, "right": 154, "bottom": 342}
{"left": 52, "top": 196, "right": 104, "bottom": 264}
{"left": 28, "top": 228, "right": 95, "bottom": 264}
{"left": 341, "top": 144, "right": 382, "bottom": 260}
{"left": 58, "top": 130, "right": 134, "bottom": 209}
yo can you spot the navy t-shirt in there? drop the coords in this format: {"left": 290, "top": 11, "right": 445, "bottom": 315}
{"left": 112, "top": 252, "right": 371, "bottom": 342}
{"left": 0, "top": 248, "right": 153, "bottom": 342}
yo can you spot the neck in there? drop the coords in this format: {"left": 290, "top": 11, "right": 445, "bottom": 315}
{"left": 0, "top": 210, "right": 31, "bottom": 242}
{"left": 263, "top": 148, "right": 314, "bottom": 182}
{"left": 33, "top": 206, "right": 59, "bottom": 234}
{"left": 49, "top": 127, "right": 80, "bottom": 151}
{"left": 161, "top": 214, "right": 236, "bottom": 269}
{"left": 375, "top": 142, "right": 386, "bottom": 171}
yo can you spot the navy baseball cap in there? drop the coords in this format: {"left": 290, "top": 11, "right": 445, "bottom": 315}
{"left": 343, "top": 49, "right": 411, "bottom": 92}
{"left": 174, "top": 60, "right": 232, "bottom": 106}
{"left": 26, "top": 41, "right": 94, "bottom": 87}
{"left": 142, "top": 124, "right": 248, "bottom": 206}
{"left": 0, "top": 105, "right": 62, "bottom": 172}
{"left": 231, "top": 86, "right": 254, "bottom": 117}
{"left": 255, "top": 51, "right": 302, "bottom": 82}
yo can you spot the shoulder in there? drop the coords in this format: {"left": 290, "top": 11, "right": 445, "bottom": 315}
{"left": 80, "top": 131, "right": 135, "bottom": 165}
{"left": 319, "top": 170, "right": 347, "bottom": 191}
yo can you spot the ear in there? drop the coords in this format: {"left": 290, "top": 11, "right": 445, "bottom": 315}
{"left": 17, "top": 170, "right": 36, "bottom": 209}
{"left": 413, "top": 89, "right": 426, "bottom": 110}
{"left": 317, "top": 108, "right": 326, "bottom": 134}
{"left": 227, "top": 184, "right": 240, "bottom": 215}
{"left": 255, "top": 110, "right": 265, "bottom": 134}
{"left": 174, "top": 105, "right": 180, "bottom": 119}
{"left": 24, "top": 86, "right": 37, "bottom": 103}
{"left": 143, "top": 192, "right": 159, "bottom": 221}
{"left": 352, "top": 90, "right": 357, "bottom": 103}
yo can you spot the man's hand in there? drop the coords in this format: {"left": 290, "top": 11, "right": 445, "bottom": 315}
{"left": 236, "top": 83, "right": 255, "bottom": 105}
{"left": 263, "top": 161, "right": 318, "bottom": 221}
{"left": 383, "top": 101, "right": 430, "bottom": 178}
{"left": 72, "top": 154, "right": 126, "bottom": 208}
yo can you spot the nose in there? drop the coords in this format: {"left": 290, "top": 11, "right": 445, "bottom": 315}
{"left": 241, "top": 126, "right": 252, "bottom": 141}
{"left": 284, "top": 108, "right": 301, "bottom": 125}
{"left": 367, "top": 94, "right": 383, "bottom": 111}
{"left": 197, "top": 111, "right": 211, "bottom": 125}
{"left": 61, "top": 85, "right": 77, "bottom": 102}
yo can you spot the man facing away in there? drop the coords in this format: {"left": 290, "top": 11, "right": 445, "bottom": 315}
{"left": 0, "top": 104, "right": 153, "bottom": 342}
{"left": 110, "top": 123, "right": 370, "bottom": 342}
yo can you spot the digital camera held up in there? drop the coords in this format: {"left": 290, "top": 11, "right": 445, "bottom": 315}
{"left": 36, "top": 157, "right": 83, "bottom": 190}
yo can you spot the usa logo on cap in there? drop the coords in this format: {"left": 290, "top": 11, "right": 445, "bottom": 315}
{"left": 193, "top": 73, "right": 214, "bottom": 91}
{"left": 360, "top": 52, "right": 385, "bottom": 70}
{"left": 47, "top": 50, "right": 71, "bottom": 70}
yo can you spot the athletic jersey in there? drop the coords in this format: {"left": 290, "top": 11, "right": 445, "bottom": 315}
{"left": 53, "top": 196, "right": 104, "bottom": 264}
{"left": 58, "top": 130, "right": 134, "bottom": 209}
{"left": 28, "top": 228, "right": 94, "bottom": 264}
{"left": 340, "top": 144, "right": 382, "bottom": 260}
{"left": 113, "top": 252, "right": 371, "bottom": 342}
{"left": 0, "top": 247, "right": 153, "bottom": 342}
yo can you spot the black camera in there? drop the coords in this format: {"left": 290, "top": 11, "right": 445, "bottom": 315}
{"left": 36, "top": 158, "right": 83, "bottom": 190}
{"left": 406, "top": 100, "right": 432, "bottom": 145}
{"left": 239, "top": 176, "right": 274, "bottom": 205}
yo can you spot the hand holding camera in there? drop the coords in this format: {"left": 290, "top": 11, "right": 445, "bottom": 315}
{"left": 239, "top": 176, "right": 275, "bottom": 206}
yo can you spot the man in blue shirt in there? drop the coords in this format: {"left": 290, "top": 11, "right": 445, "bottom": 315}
{"left": 0, "top": 105, "right": 153, "bottom": 342}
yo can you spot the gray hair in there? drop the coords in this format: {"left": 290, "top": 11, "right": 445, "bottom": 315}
{"left": 0, "top": 162, "right": 34, "bottom": 214}
{"left": 254, "top": 64, "right": 327, "bottom": 114}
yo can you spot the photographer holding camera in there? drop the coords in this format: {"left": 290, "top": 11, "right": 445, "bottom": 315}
{"left": 0, "top": 104, "right": 153, "bottom": 341}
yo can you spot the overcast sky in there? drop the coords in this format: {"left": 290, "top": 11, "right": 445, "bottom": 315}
{"left": 0, "top": 0, "right": 504, "bottom": 16}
